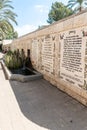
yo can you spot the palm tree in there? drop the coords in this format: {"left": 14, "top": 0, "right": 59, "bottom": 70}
{"left": 0, "top": 0, "right": 17, "bottom": 39}
{"left": 0, "top": 20, "right": 13, "bottom": 39}
{"left": 67, "top": 0, "right": 87, "bottom": 12}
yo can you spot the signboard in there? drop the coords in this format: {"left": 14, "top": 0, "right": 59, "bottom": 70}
{"left": 42, "top": 35, "right": 54, "bottom": 73}
{"left": 60, "top": 28, "right": 86, "bottom": 86}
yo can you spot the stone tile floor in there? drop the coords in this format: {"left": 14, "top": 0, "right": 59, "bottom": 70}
{"left": 0, "top": 53, "right": 87, "bottom": 130}
{"left": 9, "top": 79, "right": 87, "bottom": 130}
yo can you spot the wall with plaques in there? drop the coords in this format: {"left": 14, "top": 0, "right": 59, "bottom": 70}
{"left": 5, "top": 10, "right": 87, "bottom": 106}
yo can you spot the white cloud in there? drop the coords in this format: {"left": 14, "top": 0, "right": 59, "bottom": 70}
{"left": 35, "top": 5, "right": 49, "bottom": 13}
{"left": 15, "top": 24, "right": 37, "bottom": 37}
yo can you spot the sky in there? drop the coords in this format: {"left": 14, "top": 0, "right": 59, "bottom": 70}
{"left": 12, "top": 0, "right": 69, "bottom": 37}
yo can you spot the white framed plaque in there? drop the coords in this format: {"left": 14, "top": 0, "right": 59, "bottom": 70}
{"left": 60, "top": 28, "right": 87, "bottom": 86}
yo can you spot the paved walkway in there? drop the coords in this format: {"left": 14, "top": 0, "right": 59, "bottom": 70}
{"left": 0, "top": 52, "right": 87, "bottom": 130}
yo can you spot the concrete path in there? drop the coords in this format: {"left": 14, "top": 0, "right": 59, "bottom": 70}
{"left": 0, "top": 65, "right": 47, "bottom": 130}
{"left": 0, "top": 52, "right": 87, "bottom": 130}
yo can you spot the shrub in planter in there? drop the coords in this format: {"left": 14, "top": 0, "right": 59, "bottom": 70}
{"left": 4, "top": 50, "right": 23, "bottom": 69}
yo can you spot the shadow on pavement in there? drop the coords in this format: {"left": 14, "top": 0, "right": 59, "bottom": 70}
{"left": 9, "top": 79, "right": 87, "bottom": 130}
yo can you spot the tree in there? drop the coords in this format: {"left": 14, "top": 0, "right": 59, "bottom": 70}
{"left": 0, "top": 0, "right": 17, "bottom": 40}
{"left": 5, "top": 30, "right": 18, "bottom": 39}
{"left": 67, "top": 0, "right": 87, "bottom": 12}
{"left": 47, "top": 2, "right": 74, "bottom": 24}
{"left": 0, "top": 20, "right": 13, "bottom": 40}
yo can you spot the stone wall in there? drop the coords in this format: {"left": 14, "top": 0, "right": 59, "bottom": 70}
{"left": 5, "top": 10, "right": 87, "bottom": 105}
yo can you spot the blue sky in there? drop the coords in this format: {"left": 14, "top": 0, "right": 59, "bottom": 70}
{"left": 12, "top": 0, "right": 69, "bottom": 36}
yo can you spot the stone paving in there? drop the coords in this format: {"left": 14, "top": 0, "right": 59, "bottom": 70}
{"left": 0, "top": 52, "right": 87, "bottom": 130}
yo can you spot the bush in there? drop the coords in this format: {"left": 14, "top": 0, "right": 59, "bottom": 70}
{"left": 4, "top": 50, "right": 23, "bottom": 69}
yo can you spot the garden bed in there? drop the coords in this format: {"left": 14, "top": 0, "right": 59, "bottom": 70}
{"left": 1, "top": 60, "right": 43, "bottom": 82}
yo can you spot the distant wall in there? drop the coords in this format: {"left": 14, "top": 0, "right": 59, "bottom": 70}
{"left": 5, "top": 10, "right": 87, "bottom": 106}
{"left": 2, "top": 40, "right": 13, "bottom": 51}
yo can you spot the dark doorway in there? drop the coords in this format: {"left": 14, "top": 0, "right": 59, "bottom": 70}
{"left": 27, "top": 49, "right": 30, "bottom": 57}
{"left": 0, "top": 44, "right": 2, "bottom": 52}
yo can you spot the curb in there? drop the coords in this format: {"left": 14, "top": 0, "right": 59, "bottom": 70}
{"left": 0, "top": 60, "right": 43, "bottom": 82}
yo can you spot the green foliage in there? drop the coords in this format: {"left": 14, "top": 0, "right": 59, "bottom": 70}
{"left": 47, "top": 2, "right": 74, "bottom": 24}
{"left": 4, "top": 50, "right": 23, "bottom": 69}
{"left": 6, "top": 50, "right": 13, "bottom": 55}
{"left": 4, "top": 49, "right": 33, "bottom": 70}
{"left": 5, "top": 30, "right": 18, "bottom": 39}
{"left": 67, "top": 0, "right": 87, "bottom": 12}
{"left": 0, "top": 20, "right": 13, "bottom": 40}
{"left": 0, "top": 0, "right": 18, "bottom": 40}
